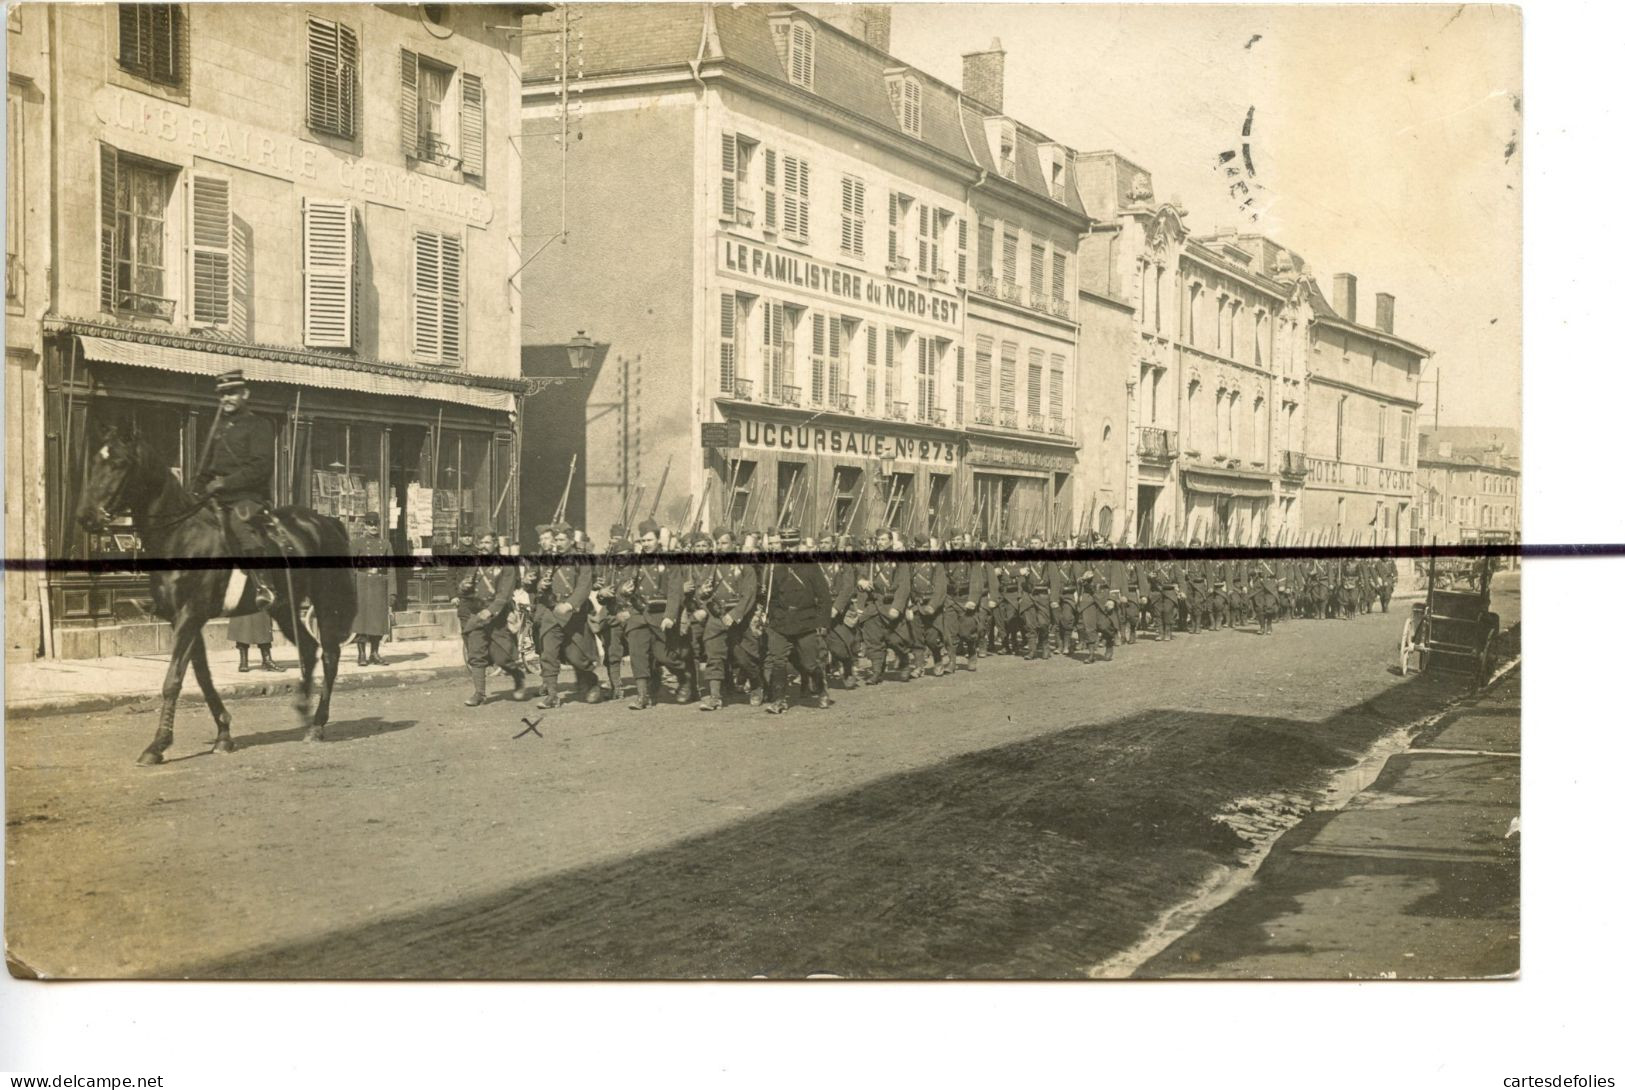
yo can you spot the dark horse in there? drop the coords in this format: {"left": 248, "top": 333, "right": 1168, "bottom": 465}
{"left": 77, "top": 428, "right": 358, "bottom": 765}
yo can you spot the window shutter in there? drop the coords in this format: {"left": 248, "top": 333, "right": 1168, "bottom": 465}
{"left": 783, "top": 156, "right": 808, "bottom": 240}
{"left": 152, "top": 5, "right": 178, "bottom": 83}
{"left": 720, "top": 132, "right": 737, "bottom": 219}
{"left": 763, "top": 147, "right": 777, "bottom": 230}
{"left": 866, "top": 324, "right": 878, "bottom": 412}
{"left": 954, "top": 345, "right": 964, "bottom": 424}
{"left": 1002, "top": 230, "right": 1017, "bottom": 286}
{"left": 887, "top": 192, "right": 899, "bottom": 265}
{"left": 303, "top": 198, "right": 355, "bottom": 348}
{"left": 337, "top": 23, "right": 358, "bottom": 137}
{"left": 307, "top": 18, "right": 337, "bottom": 133}
{"left": 829, "top": 317, "right": 842, "bottom": 400}
{"left": 903, "top": 79, "right": 921, "bottom": 136}
{"left": 883, "top": 327, "right": 895, "bottom": 407}
{"left": 974, "top": 336, "right": 992, "bottom": 407}
{"left": 440, "top": 233, "right": 463, "bottom": 363}
{"left": 790, "top": 23, "right": 814, "bottom": 87}
{"left": 999, "top": 342, "right": 1016, "bottom": 412}
{"left": 118, "top": 6, "right": 141, "bottom": 70}
{"left": 956, "top": 216, "right": 967, "bottom": 284}
{"left": 460, "top": 73, "right": 485, "bottom": 179}
{"left": 916, "top": 336, "right": 928, "bottom": 411}
{"left": 190, "top": 174, "right": 232, "bottom": 327}
{"left": 99, "top": 146, "right": 117, "bottom": 311}
{"left": 411, "top": 230, "right": 441, "bottom": 360}
{"left": 719, "top": 292, "right": 736, "bottom": 393}
{"left": 917, "top": 204, "right": 928, "bottom": 272}
{"left": 1030, "top": 242, "right": 1045, "bottom": 297}
{"left": 1049, "top": 354, "right": 1064, "bottom": 417}
{"left": 1052, "top": 251, "right": 1066, "bottom": 307}
{"left": 1027, "top": 349, "right": 1043, "bottom": 415}
{"left": 400, "top": 49, "right": 419, "bottom": 157}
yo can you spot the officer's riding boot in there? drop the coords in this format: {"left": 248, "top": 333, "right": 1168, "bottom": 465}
{"left": 674, "top": 669, "right": 695, "bottom": 705}
{"left": 356, "top": 639, "right": 368, "bottom": 667}
{"left": 536, "top": 678, "right": 561, "bottom": 709}
{"left": 581, "top": 670, "right": 603, "bottom": 704}
{"left": 764, "top": 666, "right": 789, "bottom": 714}
{"left": 237, "top": 644, "right": 251, "bottom": 672}
{"left": 465, "top": 667, "right": 486, "bottom": 707}
{"left": 814, "top": 669, "right": 833, "bottom": 709}
{"left": 1083, "top": 634, "right": 1095, "bottom": 664}
{"left": 629, "top": 677, "right": 652, "bottom": 710}
{"left": 700, "top": 678, "right": 723, "bottom": 711}
{"left": 259, "top": 644, "right": 285, "bottom": 672}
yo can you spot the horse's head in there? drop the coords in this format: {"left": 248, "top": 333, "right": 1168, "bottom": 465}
{"left": 78, "top": 427, "right": 147, "bottom": 532}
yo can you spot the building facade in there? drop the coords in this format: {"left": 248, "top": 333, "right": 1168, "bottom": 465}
{"left": 1414, "top": 427, "right": 1521, "bottom": 546}
{"left": 520, "top": 4, "right": 1088, "bottom": 544}
{"left": 7, "top": 3, "right": 527, "bottom": 659}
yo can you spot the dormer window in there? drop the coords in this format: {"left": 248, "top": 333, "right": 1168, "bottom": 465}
{"left": 1039, "top": 143, "right": 1067, "bottom": 202}
{"left": 887, "top": 71, "right": 923, "bottom": 138}
{"left": 769, "top": 16, "right": 814, "bottom": 89}
{"left": 998, "top": 122, "right": 1016, "bottom": 176}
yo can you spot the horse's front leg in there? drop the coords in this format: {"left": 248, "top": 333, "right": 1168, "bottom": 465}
{"left": 295, "top": 630, "right": 320, "bottom": 742}
{"left": 189, "top": 639, "right": 234, "bottom": 754}
{"left": 310, "top": 634, "right": 344, "bottom": 738}
{"left": 141, "top": 618, "right": 202, "bottom": 766}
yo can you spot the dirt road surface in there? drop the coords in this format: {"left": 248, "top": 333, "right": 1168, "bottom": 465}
{"left": 6, "top": 581, "right": 1514, "bottom": 979}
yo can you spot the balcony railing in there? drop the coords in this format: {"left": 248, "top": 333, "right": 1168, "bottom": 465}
{"left": 1026, "top": 412, "right": 1048, "bottom": 433}
{"left": 779, "top": 384, "right": 803, "bottom": 408}
{"left": 973, "top": 402, "right": 996, "bottom": 426}
{"left": 998, "top": 281, "right": 1024, "bottom": 305}
{"left": 832, "top": 392, "right": 856, "bottom": 413}
{"left": 926, "top": 406, "right": 947, "bottom": 427}
{"left": 1280, "top": 450, "right": 1308, "bottom": 477}
{"left": 887, "top": 255, "right": 912, "bottom": 275}
{"left": 976, "top": 273, "right": 999, "bottom": 296}
{"left": 115, "top": 292, "right": 177, "bottom": 321}
{"left": 998, "top": 409, "right": 1020, "bottom": 430}
{"left": 1047, "top": 414, "right": 1071, "bottom": 437}
{"left": 731, "top": 205, "right": 756, "bottom": 228}
{"left": 888, "top": 401, "right": 911, "bottom": 422}
{"left": 1137, "top": 426, "right": 1178, "bottom": 461}
{"left": 727, "top": 377, "right": 753, "bottom": 401}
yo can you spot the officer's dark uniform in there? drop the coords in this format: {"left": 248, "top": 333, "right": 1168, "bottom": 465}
{"left": 1183, "top": 549, "right": 1210, "bottom": 633}
{"left": 458, "top": 552, "right": 526, "bottom": 705}
{"left": 820, "top": 551, "right": 859, "bottom": 687}
{"left": 591, "top": 537, "right": 633, "bottom": 698}
{"left": 944, "top": 549, "right": 985, "bottom": 671}
{"left": 1148, "top": 559, "right": 1182, "bottom": 641}
{"left": 857, "top": 548, "right": 911, "bottom": 683}
{"left": 762, "top": 543, "right": 833, "bottom": 713}
{"left": 698, "top": 553, "right": 760, "bottom": 709}
{"left": 623, "top": 538, "right": 688, "bottom": 709}
{"left": 196, "top": 389, "right": 277, "bottom": 606}
{"left": 1018, "top": 555, "right": 1059, "bottom": 660}
{"left": 908, "top": 543, "right": 949, "bottom": 676}
{"left": 532, "top": 535, "right": 599, "bottom": 707}
{"left": 1075, "top": 553, "right": 1116, "bottom": 661}
{"left": 1250, "top": 546, "right": 1280, "bottom": 635}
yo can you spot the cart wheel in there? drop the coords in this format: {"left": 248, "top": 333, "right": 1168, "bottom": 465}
{"left": 1399, "top": 615, "right": 1422, "bottom": 676}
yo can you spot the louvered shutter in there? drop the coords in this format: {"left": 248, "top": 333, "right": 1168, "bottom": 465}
{"left": 956, "top": 216, "right": 967, "bottom": 284}
{"left": 810, "top": 313, "right": 825, "bottom": 405}
{"left": 190, "top": 174, "right": 231, "bottom": 327}
{"left": 1030, "top": 242, "right": 1045, "bottom": 298}
{"left": 719, "top": 292, "right": 736, "bottom": 393}
{"left": 411, "top": 230, "right": 441, "bottom": 360}
{"left": 303, "top": 198, "right": 354, "bottom": 348}
{"left": 917, "top": 204, "right": 928, "bottom": 272}
{"left": 916, "top": 336, "right": 928, "bottom": 413}
{"left": 974, "top": 336, "right": 993, "bottom": 408}
{"left": 783, "top": 156, "right": 808, "bottom": 240}
{"left": 841, "top": 175, "right": 864, "bottom": 256}
{"left": 797, "top": 159, "right": 809, "bottom": 240}
{"left": 307, "top": 18, "right": 348, "bottom": 136}
{"left": 865, "top": 324, "right": 877, "bottom": 412}
{"left": 440, "top": 234, "right": 463, "bottom": 362}
{"left": 829, "top": 317, "right": 842, "bottom": 400}
{"left": 337, "top": 23, "right": 358, "bottom": 137}
{"left": 763, "top": 147, "right": 777, "bottom": 230}
{"left": 460, "top": 73, "right": 485, "bottom": 179}
{"left": 903, "top": 79, "right": 921, "bottom": 136}
{"left": 99, "top": 147, "right": 117, "bottom": 311}
{"left": 790, "top": 23, "right": 813, "bottom": 87}
{"left": 887, "top": 193, "right": 899, "bottom": 265}
{"left": 999, "top": 342, "right": 1016, "bottom": 412}
{"left": 400, "top": 49, "right": 419, "bottom": 157}
{"left": 1052, "top": 251, "right": 1066, "bottom": 308}
{"left": 883, "top": 328, "right": 895, "bottom": 407}
{"left": 151, "top": 5, "right": 178, "bottom": 83}
{"left": 954, "top": 345, "right": 964, "bottom": 424}
{"left": 720, "top": 133, "right": 737, "bottom": 219}
{"left": 1049, "top": 354, "right": 1064, "bottom": 417}
{"left": 118, "top": 6, "right": 141, "bottom": 70}
{"left": 1027, "top": 350, "right": 1043, "bottom": 415}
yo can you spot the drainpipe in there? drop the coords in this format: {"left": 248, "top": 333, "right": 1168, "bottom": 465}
{"left": 686, "top": 4, "right": 716, "bottom": 527}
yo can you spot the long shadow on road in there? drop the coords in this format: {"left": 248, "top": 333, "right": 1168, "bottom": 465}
{"left": 184, "top": 671, "right": 1477, "bottom": 980}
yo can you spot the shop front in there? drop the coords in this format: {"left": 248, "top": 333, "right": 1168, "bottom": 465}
{"left": 706, "top": 407, "right": 967, "bottom": 541}
{"left": 962, "top": 437, "right": 1076, "bottom": 542}
{"left": 1178, "top": 467, "right": 1277, "bottom": 544}
{"left": 40, "top": 322, "right": 520, "bottom": 657}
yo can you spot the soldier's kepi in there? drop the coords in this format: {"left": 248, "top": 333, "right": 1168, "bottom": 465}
{"left": 194, "top": 369, "right": 278, "bottom": 610}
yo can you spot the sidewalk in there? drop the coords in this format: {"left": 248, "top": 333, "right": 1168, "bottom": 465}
{"left": 1136, "top": 665, "right": 1520, "bottom": 979}
{"left": 4, "top": 637, "right": 477, "bottom": 719}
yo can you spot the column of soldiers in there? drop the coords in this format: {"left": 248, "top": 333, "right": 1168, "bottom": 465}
{"left": 454, "top": 520, "right": 1402, "bottom": 712}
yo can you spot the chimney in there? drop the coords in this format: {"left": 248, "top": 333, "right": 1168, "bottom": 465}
{"left": 1374, "top": 292, "right": 1395, "bottom": 334}
{"left": 962, "top": 38, "right": 1005, "bottom": 113}
{"left": 1332, "top": 273, "right": 1357, "bottom": 323}
{"left": 811, "top": 4, "right": 891, "bottom": 53}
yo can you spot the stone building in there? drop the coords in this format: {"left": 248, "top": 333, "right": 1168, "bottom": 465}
{"left": 5, "top": 3, "right": 528, "bottom": 659}
{"left": 519, "top": 4, "right": 1088, "bottom": 543}
{"left": 1414, "top": 427, "right": 1521, "bottom": 546}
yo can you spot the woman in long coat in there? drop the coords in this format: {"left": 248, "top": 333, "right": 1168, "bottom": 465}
{"left": 228, "top": 608, "right": 284, "bottom": 672}
{"left": 352, "top": 512, "right": 392, "bottom": 665}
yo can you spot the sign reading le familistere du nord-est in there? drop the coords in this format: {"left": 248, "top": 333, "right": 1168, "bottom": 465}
{"left": 721, "top": 238, "right": 961, "bottom": 329}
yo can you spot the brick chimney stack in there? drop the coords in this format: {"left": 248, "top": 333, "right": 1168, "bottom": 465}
{"left": 1374, "top": 292, "right": 1395, "bottom": 334}
{"left": 962, "top": 38, "right": 1006, "bottom": 113}
{"left": 809, "top": 4, "right": 892, "bottom": 53}
{"left": 1332, "top": 273, "right": 1358, "bottom": 323}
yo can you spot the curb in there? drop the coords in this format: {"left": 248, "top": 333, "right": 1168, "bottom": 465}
{"left": 6, "top": 661, "right": 473, "bottom": 720}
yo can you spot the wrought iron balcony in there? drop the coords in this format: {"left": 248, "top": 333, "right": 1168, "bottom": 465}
{"left": 832, "top": 392, "right": 856, "bottom": 413}
{"left": 998, "top": 409, "right": 1020, "bottom": 430}
{"left": 732, "top": 204, "right": 756, "bottom": 228}
{"left": 998, "top": 281, "right": 1024, "bottom": 305}
{"left": 1047, "top": 414, "right": 1070, "bottom": 437}
{"left": 115, "top": 292, "right": 177, "bottom": 321}
{"left": 973, "top": 402, "right": 996, "bottom": 425}
{"left": 1280, "top": 449, "right": 1308, "bottom": 477}
{"left": 888, "top": 401, "right": 911, "bottom": 422}
{"left": 926, "top": 407, "right": 947, "bottom": 427}
{"left": 976, "top": 273, "right": 999, "bottom": 296}
{"left": 887, "top": 255, "right": 911, "bottom": 274}
{"left": 1026, "top": 412, "right": 1048, "bottom": 433}
{"left": 779, "top": 384, "right": 803, "bottom": 408}
{"left": 727, "top": 377, "right": 753, "bottom": 401}
{"left": 1137, "top": 426, "right": 1178, "bottom": 462}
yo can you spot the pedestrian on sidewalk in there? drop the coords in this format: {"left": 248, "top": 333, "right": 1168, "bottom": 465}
{"left": 352, "top": 512, "right": 392, "bottom": 666}
{"left": 228, "top": 608, "right": 285, "bottom": 673}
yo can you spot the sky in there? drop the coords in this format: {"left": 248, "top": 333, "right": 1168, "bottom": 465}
{"left": 889, "top": 4, "right": 1523, "bottom": 430}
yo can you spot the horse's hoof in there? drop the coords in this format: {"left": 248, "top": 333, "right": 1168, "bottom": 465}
{"left": 303, "top": 728, "right": 324, "bottom": 743}
{"left": 212, "top": 738, "right": 236, "bottom": 755}
{"left": 136, "top": 749, "right": 164, "bottom": 766}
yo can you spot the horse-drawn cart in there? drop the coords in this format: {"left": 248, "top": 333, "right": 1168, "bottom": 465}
{"left": 1398, "top": 550, "right": 1499, "bottom": 681}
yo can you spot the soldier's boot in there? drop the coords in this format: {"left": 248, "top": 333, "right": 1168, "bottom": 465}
{"left": 237, "top": 644, "right": 252, "bottom": 673}
{"left": 1102, "top": 636, "right": 1115, "bottom": 662}
{"left": 700, "top": 679, "right": 723, "bottom": 712}
{"left": 814, "top": 670, "right": 833, "bottom": 709}
{"left": 536, "top": 678, "right": 561, "bottom": 709}
{"left": 628, "top": 678, "right": 652, "bottom": 710}
{"left": 673, "top": 671, "right": 695, "bottom": 705}
{"left": 1082, "top": 635, "right": 1095, "bottom": 664}
{"left": 464, "top": 667, "right": 486, "bottom": 707}
{"left": 895, "top": 651, "right": 912, "bottom": 679}
{"left": 964, "top": 645, "right": 977, "bottom": 671}
{"left": 1038, "top": 630, "right": 1052, "bottom": 660}
{"left": 764, "top": 667, "right": 789, "bottom": 714}
{"left": 259, "top": 644, "right": 285, "bottom": 672}
{"left": 749, "top": 684, "right": 765, "bottom": 706}
{"left": 507, "top": 667, "right": 528, "bottom": 700}
{"left": 579, "top": 671, "right": 603, "bottom": 703}
{"left": 605, "top": 663, "right": 624, "bottom": 700}
{"left": 356, "top": 640, "right": 369, "bottom": 667}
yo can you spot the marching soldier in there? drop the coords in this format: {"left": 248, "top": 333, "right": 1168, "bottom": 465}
{"left": 1336, "top": 556, "right": 1360, "bottom": 619}
{"left": 531, "top": 523, "right": 600, "bottom": 708}
{"left": 945, "top": 530, "right": 985, "bottom": 671}
{"left": 1250, "top": 536, "right": 1280, "bottom": 636}
{"left": 1224, "top": 553, "right": 1251, "bottom": 629}
{"left": 592, "top": 527, "right": 632, "bottom": 699}
{"left": 1054, "top": 548, "right": 1082, "bottom": 655}
{"left": 697, "top": 530, "right": 761, "bottom": 710}
{"left": 856, "top": 530, "right": 911, "bottom": 684}
{"left": 457, "top": 530, "right": 527, "bottom": 707}
{"left": 1075, "top": 538, "right": 1117, "bottom": 662}
{"left": 1101, "top": 545, "right": 1136, "bottom": 646}
{"left": 1147, "top": 555, "right": 1182, "bottom": 642}
{"left": 908, "top": 535, "right": 950, "bottom": 676}
{"left": 819, "top": 532, "right": 860, "bottom": 688}
{"left": 1183, "top": 541, "right": 1209, "bottom": 634}
{"left": 994, "top": 543, "right": 1025, "bottom": 656}
{"left": 1376, "top": 555, "right": 1398, "bottom": 613}
{"left": 622, "top": 519, "right": 689, "bottom": 709}
{"left": 761, "top": 528, "right": 834, "bottom": 714}
{"left": 1019, "top": 534, "right": 1058, "bottom": 660}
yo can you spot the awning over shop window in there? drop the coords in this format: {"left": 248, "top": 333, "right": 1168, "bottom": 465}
{"left": 75, "top": 335, "right": 516, "bottom": 414}
{"left": 1180, "top": 471, "right": 1275, "bottom": 499}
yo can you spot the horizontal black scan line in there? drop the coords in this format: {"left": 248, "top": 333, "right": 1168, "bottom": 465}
{"left": 0, "top": 542, "right": 1593, "bottom": 576}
